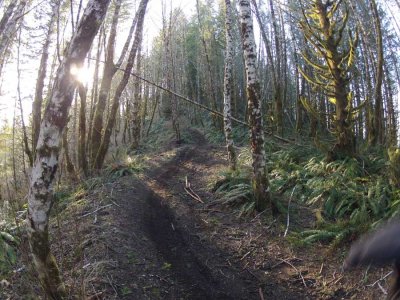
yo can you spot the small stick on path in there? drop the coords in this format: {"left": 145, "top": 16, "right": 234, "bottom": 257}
{"left": 79, "top": 204, "right": 113, "bottom": 218}
{"left": 184, "top": 176, "right": 204, "bottom": 203}
{"left": 258, "top": 287, "right": 265, "bottom": 300}
{"left": 278, "top": 258, "right": 307, "bottom": 287}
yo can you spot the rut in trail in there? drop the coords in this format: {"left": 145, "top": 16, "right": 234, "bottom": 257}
{"left": 98, "top": 129, "right": 258, "bottom": 299}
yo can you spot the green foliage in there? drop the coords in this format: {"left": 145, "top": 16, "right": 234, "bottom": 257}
{"left": 104, "top": 155, "right": 145, "bottom": 179}
{"left": 387, "top": 147, "right": 400, "bottom": 188}
{"left": 0, "top": 230, "right": 19, "bottom": 274}
{"left": 297, "top": 221, "right": 366, "bottom": 248}
{"left": 161, "top": 262, "right": 172, "bottom": 270}
{"left": 266, "top": 141, "right": 400, "bottom": 246}
{"left": 144, "top": 117, "right": 176, "bottom": 151}
{"left": 54, "top": 188, "right": 75, "bottom": 212}
{"left": 212, "top": 168, "right": 256, "bottom": 217}
{"left": 103, "top": 144, "right": 146, "bottom": 179}
{"left": 120, "top": 286, "right": 133, "bottom": 296}
{"left": 202, "top": 120, "right": 249, "bottom": 146}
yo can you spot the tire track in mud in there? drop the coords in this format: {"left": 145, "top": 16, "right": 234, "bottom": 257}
{"left": 142, "top": 130, "right": 255, "bottom": 299}
{"left": 99, "top": 129, "right": 256, "bottom": 299}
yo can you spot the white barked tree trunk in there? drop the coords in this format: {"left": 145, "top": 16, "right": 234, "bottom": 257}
{"left": 223, "top": 0, "right": 237, "bottom": 171}
{"left": 27, "top": 0, "right": 111, "bottom": 298}
{"left": 238, "top": 0, "right": 273, "bottom": 212}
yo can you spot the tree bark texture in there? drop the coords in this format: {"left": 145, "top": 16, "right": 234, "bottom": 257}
{"left": 238, "top": 0, "right": 272, "bottom": 212}
{"left": 0, "top": 2, "right": 17, "bottom": 36}
{"left": 27, "top": 1, "right": 110, "bottom": 298}
{"left": 32, "top": 2, "right": 58, "bottom": 161}
{"left": 223, "top": 0, "right": 237, "bottom": 171}
{"left": 78, "top": 83, "right": 89, "bottom": 176}
{"left": 369, "top": 0, "right": 384, "bottom": 145}
{"left": 131, "top": 50, "right": 143, "bottom": 150}
{"left": 300, "top": 0, "right": 357, "bottom": 159}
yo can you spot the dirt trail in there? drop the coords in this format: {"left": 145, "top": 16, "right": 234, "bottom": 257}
{"left": 86, "top": 129, "right": 254, "bottom": 299}
{"left": 83, "top": 128, "right": 314, "bottom": 299}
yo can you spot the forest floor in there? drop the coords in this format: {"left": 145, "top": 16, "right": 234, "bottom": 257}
{"left": 3, "top": 127, "right": 391, "bottom": 299}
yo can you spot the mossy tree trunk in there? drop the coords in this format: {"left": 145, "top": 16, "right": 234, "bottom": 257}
{"left": 299, "top": 0, "right": 358, "bottom": 160}
{"left": 27, "top": 1, "right": 110, "bottom": 298}
{"left": 131, "top": 47, "right": 143, "bottom": 150}
{"left": 238, "top": 0, "right": 273, "bottom": 213}
{"left": 269, "top": 0, "right": 283, "bottom": 136}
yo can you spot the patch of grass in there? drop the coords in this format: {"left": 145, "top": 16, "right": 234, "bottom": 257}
{"left": 104, "top": 154, "right": 146, "bottom": 179}
{"left": 120, "top": 286, "right": 132, "bottom": 296}
{"left": 201, "top": 120, "right": 249, "bottom": 146}
{"left": 150, "top": 287, "right": 161, "bottom": 297}
{"left": 53, "top": 188, "right": 75, "bottom": 212}
{"left": 161, "top": 262, "right": 172, "bottom": 270}
{"left": 0, "top": 230, "right": 19, "bottom": 275}
{"left": 143, "top": 117, "right": 176, "bottom": 151}
{"left": 212, "top": 167, "right": 256, "bottom": 216}
{"left": 127, "top": 252, "right": 137, "bottom": 264}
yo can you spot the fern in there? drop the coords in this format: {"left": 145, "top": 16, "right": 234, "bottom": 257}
{"left": 0, "top": 231, "right": 19, "bottom": 274}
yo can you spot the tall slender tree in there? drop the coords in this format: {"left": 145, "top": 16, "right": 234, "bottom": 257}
{"left": 238, "top": 0, "right": 273, "bottom": 212}
{"left": 223, "top": 0, "right": 237, "bottom": 171}
{"left": 369, "top": 0, "right": 384, "bottom": 145}
{"left": 27, "top": 1, "right": 110, "bottom": 298}
{"left": 32, "top": 1, "right": 58, "bottom": 161}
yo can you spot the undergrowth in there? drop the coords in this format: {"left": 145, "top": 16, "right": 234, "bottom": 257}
{"left": 0, "top": 227, "right": 19, "bottom": 275}
{"left": 213, "top": 168, "right": 255, "bottom": 217}
{"left": 213, "top": 136, "right": 397, "bottom": 247}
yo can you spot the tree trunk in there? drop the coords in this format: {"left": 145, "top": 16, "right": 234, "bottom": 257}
{"left": 269, "top": 0, "right": 283, "bottom": 136}
{"left": 95, "top": 0, "right": 148, "bottom": 169}
{"left": 62, "top": 124, "right": 76, "bottom": 176}
{"left": 196, "top": 0, "right": 220, "bottom": 129}
{"left": 0, "top": 2, "right": 17, "bottom": 36}
{"left": 369, "top": 0, "right": 384, "bottom": 145}
{"left": 78, "top": 83, "right": 88, "bottom": 176}
{"left": 89, "top": 0, "right": 122, "bottom": 166}
{"left": 27, "top": 1, "right": 110, "bottom": 298}
{"left": 87, "top": 27, "right": 104, "bottom": 156}
{"left": 223, "top": 0, "right": 237, "bottom": 171}
{"left": 16, "top": 27, "right": 33, "bottom": 167}
{"left": 131, "top": 50, "right": 143, "bottom": 150}
{"left": 0, "top": 0, "right": 27, "bottom": 78}
{"left": 300, "top": 0, "right": 356, "bottom": 159}
{"left": 32, "top": 2, "right": 58, "bottom": 161}
{"left": 384, "top": 65, "right": 397, "bottom": 146}
{"left": 239, "top": 0, "right": 273, "bottom": 213}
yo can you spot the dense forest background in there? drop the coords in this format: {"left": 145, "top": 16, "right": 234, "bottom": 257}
{"left": 1, "top": 0, "right": 400, "bottom": 298}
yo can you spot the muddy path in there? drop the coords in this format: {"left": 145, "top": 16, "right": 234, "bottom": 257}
{"left": 82, "top": 128, "right": 313, "bottom": 299}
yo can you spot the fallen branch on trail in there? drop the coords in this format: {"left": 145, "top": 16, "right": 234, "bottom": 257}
{"left": 184, "top": 176, "right": 204, "bottom": 204}
{"left": 79, "top": 204, "right": 113, "bottom": 219}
